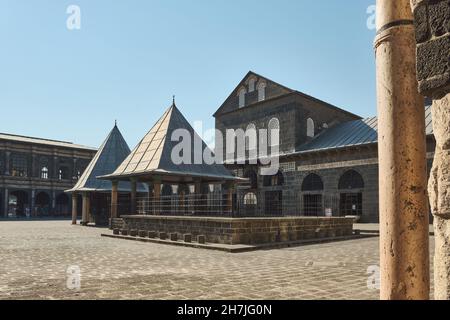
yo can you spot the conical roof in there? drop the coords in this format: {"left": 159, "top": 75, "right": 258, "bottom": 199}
{"left": 67, "top": 124, "right": 147, "bottom": 193}
{"left": 101, "top": 104, "right": 237, "bottom": 182}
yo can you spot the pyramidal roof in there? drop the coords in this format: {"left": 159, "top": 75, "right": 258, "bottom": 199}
{"left": 67, "top": 124, "right": 147, "bottom": 193}
{"left": 101, "top": 103, "right": 237, "bottom": 182}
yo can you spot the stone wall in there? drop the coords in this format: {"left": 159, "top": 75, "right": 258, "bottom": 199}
{"left": 121, "top": 215, "right": 354, "bottom": 245}
{"left": 412, "top": 0, "right": 450, "bottom": 97}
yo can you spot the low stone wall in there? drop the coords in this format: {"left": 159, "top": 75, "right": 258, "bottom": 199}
{"left": 121, "top": 215, "right": 354, "bottom": 245}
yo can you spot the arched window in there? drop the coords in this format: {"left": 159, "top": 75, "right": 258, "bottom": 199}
{"left": 257, "top": 82, "right": 266, "bottom": 101}
{"left": 41, "top": 167, "right": 49, "bottom": 179}
{"left": 245, "top": 123, "right": 257, "bottom": 152}
{"left": 238, "top": 88, "right": 246, "bottom": 108}
{"left": 302, "top": 174, "right": 324, "bottom": 191}
{"left": 307, "top": 118, "right": 315, "bottom": 138}
{"left": 248, "top": 78, "right": 256, "bottom": 92}
{"left": 338, "top": 170, "right": 365, "bottom": 190}
{"left": 244, "top": 170, "right": 258, "bottom": 189}
{"left": 244, "top": 192, "right": 257, "bottom": 205}
{"left": 268, "top": 118, "right": 280, "bottom": 147}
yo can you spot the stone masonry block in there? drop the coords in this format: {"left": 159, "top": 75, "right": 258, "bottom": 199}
{"left": 413, "top": 0, "right": 450, "bottom": 96}
{"left": 197, "top": 235, "right": 206, "bottom": 244}
{"left": 159, "top": 232, "right": 167, "bottom": 240}
{"left": 138, "top": 230, "right": 148, "bottom": 238}
{"left": 130, "top": 230, "right": 138, "bottom": 237}
{"left": 184, "top": 234, "right": 192, "bottom": 243}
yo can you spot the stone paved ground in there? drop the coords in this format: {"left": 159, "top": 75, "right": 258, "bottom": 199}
{"left": 0, "top": 221, "right": 435, "bottom": 300}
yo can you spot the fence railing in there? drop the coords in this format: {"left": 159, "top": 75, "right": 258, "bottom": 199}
{"left": 120, "top": 192, "right": 350, "bottom": 218}
{"left": 136, "top": 193, "right": 233, "bottom": 217}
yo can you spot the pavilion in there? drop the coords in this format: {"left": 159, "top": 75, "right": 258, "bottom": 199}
{"left": 66, "top": 123, "right": 147, "bottom": 225}
{"left": 99, "top": 101, "right": 241, "bottom": 219}
{"left": 100, "top": 102, "right": 354, "bottom": 245}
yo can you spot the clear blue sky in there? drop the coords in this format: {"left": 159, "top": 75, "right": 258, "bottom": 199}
{"left": 0, "top": 0, "right": 377, "bottom": 149}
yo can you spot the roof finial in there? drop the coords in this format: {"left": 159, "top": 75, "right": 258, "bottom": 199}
{"left": 115, "top": 119, "right": 117, "bottom": 127}
{"left": 172, "top": 95, "right": 176, "bottom": 106}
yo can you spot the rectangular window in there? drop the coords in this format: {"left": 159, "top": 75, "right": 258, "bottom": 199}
{"left": 11, "top": 156, "right": 27, "bottom": 177}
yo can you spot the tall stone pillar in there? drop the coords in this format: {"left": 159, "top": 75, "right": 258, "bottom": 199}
{"left": 81, "top": 192, "right": 89, "bottom": 226}
{"left": 130, "top": 178, "right": 137, "bottom": 214}
{"left": 375, "top": 0, "right": 430, "bottom": 300}
{"left": 411, "top": 0, "right": 450, "bottom": 300}
{"left": 111, "top": 181, "right": 118, "bottom": 219}
{"left": 71, "top": 193, "right": 78, "bottom": 225}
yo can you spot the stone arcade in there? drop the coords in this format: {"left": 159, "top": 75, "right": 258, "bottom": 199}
{"left": 0, "top": 133, "right": 96, "bottom": 218}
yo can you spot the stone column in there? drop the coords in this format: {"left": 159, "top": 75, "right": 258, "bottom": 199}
{"left": 5, "top": 151, "right": 10, "bottom": 175}
{"left": 411, "top": 0, "right": 450, "bottom": 300}
{"left": 71, "top": 193, "right": 78, "bottom": 225}
{"left": 375, "top": 0, "right": 430, "bottom": 300}
{"left": 111, "top": 181, "right": 118, "bottom": 219}
{"left": 81, "top": 192, "right": 89, "bottom": 226}
{"left": 194, "top": 180, "right": 202, "bottom": 215}
{"left": 225, "top": 182, "right": 234, "bottom": 216}
{"left": 153, "top": 180, "right": 161, "bottom": 215}
{"left": 4, "top": 188, "right": 8, "bottom": 217}
{"left": 130, "top": 178, "right": 137, "bottom": 214}
{"left": 31, "top": 190, "right": 35, "bottom": 217}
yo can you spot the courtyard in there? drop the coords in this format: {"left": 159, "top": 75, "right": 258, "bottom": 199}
{"left": 0, "top": 220, "right": 436, "bottom": 300}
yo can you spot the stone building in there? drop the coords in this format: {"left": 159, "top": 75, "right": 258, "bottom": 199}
{"left": 0, "top": 133, "right": 96, "bottom": 218}
{"left": 215, "top": 71, "right": 435, "bottom": 223}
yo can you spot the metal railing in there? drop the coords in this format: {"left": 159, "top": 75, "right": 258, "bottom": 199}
{"left": 123, "top": 191, "right": 352, "bottom": 218}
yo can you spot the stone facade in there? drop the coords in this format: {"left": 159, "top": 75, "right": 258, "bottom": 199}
{"left": 215, "top": 72, "right": 436, "bottom": 223}
{"left": 412, "top": 0, "right": 450, "bottom": 96}
{"left": 412, "top": 0, "right": 450, "bottom": 300}
{"left": 0, "top": 134, "right": 96, "bottom": 218}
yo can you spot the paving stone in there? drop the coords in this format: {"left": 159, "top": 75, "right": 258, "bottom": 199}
{"left": 0, "top": 221, "right": 435, "bottom": 300}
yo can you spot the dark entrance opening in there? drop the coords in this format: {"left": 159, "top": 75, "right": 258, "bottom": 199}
{"left": 35, "top": 192, "right": 51, "bottom": 216}
{"left": 56, "top": 193, "right": 70, "bottom": 216}
{"left": 91, "top": 193, "right": 110, "bottom": 226}
{"left": 242, "top": 192, "right": 257, "bottom": 216}
{"left": 338, "top": 170, "right": 364, "bottom": 217}
{"left": 303, "top": 194, "right": 323, "bottom": 217}
{"left": 339, "top": 193, "right": 362, "bottom": 216}
{"left": 301, "top": 174, "right": 324, "bottom": 217}
{"left": 265, "top": 191, "right": 282, "bottom": 216}
{"left": 9, "top": 191, "right": 29, "bottom": 217}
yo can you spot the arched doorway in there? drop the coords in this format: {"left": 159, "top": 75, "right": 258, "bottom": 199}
{"left": 9, "top": 191, "right": 29, "bottom": 217}
{"left": 35, "top": 192, "right": 51, "bottom": 217}
{"left": 301, "top": 173, "right": 324, "bottom": 216}
{"left": 56, "top": 193, "right": 70, "bottom": 216}
{"left": 338, "top": 170, "right": 364, "bottom": 217}
{"left": 243, "top": 192, "right": 257, "bottom": 216}
{"left": 264, "top": 170, "right": 284, "bottom": 216}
